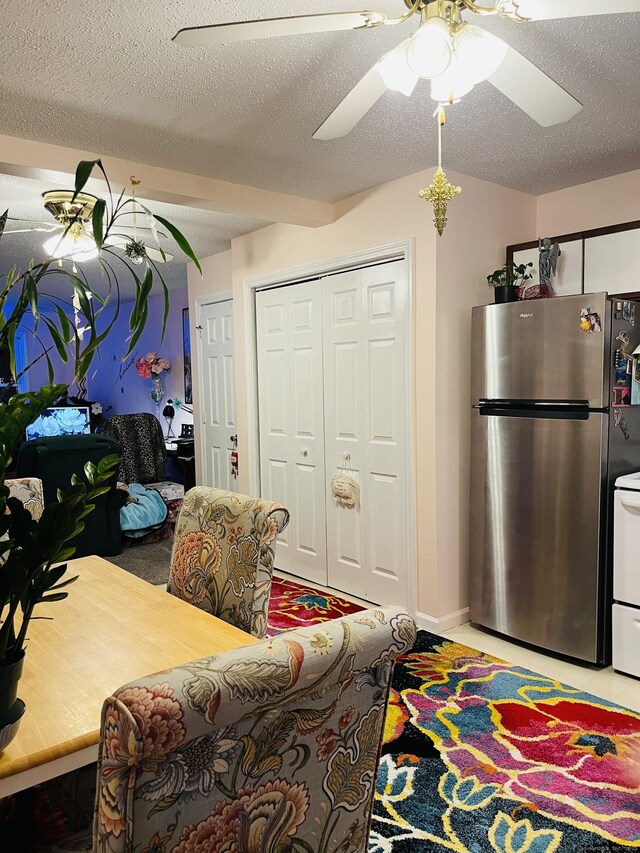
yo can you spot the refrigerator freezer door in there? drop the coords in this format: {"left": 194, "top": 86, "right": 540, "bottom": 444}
{"left": 471, "top": 293, "right": 610, "bottom": 409}
{"left": 469, "top": 408, "right": 607, "bottom": 663}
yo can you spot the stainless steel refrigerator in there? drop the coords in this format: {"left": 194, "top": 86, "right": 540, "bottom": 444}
{"left": 469, "top": 292, "right": 640, "bottom": 664}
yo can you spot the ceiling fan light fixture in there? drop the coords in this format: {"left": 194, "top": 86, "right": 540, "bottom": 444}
{"left": 376, "top": 40, "right": 418, "bottom": 96}
{"left": 406, "top": 17, "right": 453, "bottom": 80}
{"left": 453, "top": 23, "right": 508, "bottom": 85}
{"left": 430, "top": 56, "right": 475, "bottom": 102}
{"left": 43, "top": 231, "right": 98, "bottom": 262}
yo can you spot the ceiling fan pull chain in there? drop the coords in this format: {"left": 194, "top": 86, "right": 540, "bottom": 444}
{"left": 419, "top": 104, "right": 462, "bottom": 236}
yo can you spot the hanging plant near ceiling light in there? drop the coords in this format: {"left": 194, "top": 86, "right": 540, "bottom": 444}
{"left": 420, "top": 106, "right": 461, "bottom": 235}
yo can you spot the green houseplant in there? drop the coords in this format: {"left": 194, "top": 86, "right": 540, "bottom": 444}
{"left": 487, "top": 261, "right": 534, "bottom": 304}
{"left": 0, "top": 160, "right": 201, "bottom": 741}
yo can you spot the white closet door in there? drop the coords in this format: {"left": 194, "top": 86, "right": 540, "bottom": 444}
{"left": 323, "top": 260, "right": 408, "bottom": 606}
{"left": 256, "top": 283, "right": 328, "bottom": 585}
{"left": 200, "top": 300, "right": 237, "bottom": 491}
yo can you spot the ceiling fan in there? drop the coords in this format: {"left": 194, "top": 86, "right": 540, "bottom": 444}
{"left": 173, "top": 0, "right": 640, "bottom": 139}
{"left": 4, "top": 190, "right": 172, "bottom": 264}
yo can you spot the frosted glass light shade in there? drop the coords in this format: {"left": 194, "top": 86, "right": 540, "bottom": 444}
{"left": 453, "top": 24, "right": 508, "bottom": 85}
{"left": 377, "top": 40, "right": 419, "bottom": 96}
{"left": 43, "top": 231, "right": 99, "bottom": 262}
{"left": 430, "top": 55, "right": 475, "bottom": 102}
{"left": 407, "top": 18, "right": 452, "bottom": 80}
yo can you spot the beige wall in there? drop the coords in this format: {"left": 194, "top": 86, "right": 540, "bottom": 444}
{"left": 537, "top": 169, "right": 640, "bottom": 236}
{"left": 189, "top": 167, "right": 536, "bottom": 624}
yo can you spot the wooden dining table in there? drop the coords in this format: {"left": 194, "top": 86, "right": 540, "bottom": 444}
{"left": 0, "top": 555, "right": 255, "bottom": 799}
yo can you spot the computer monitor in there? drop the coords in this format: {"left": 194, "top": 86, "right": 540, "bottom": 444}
{"left": 25, "top": 406, "right": 91, "bottom": 441}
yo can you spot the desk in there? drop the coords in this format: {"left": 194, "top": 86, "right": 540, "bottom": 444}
{"left": 0, "top": 556, "right": 254, "bottom": 798}
{"left": 165, "top": 438, "right": 196, "bottom": 491}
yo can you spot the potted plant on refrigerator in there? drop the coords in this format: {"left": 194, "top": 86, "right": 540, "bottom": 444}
{"left": 0, "top": 159, "right": 201, "bottom": 746}
{"left": 487, "top": 261, "right": 534, "bottom": 304}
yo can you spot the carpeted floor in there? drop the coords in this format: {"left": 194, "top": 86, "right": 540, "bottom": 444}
{"left": 374, "top": 630, "right": 640, "bottom": 852}
{"left": 104, "top": 540, "right": 173, "bottom": 585}
{"left": 266, "top": 576, "right": 365, "bottom": 634}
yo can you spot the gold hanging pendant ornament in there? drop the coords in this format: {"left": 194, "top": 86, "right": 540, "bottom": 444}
{"left": 419, "top": 106, "right": 461, "bottom": 236}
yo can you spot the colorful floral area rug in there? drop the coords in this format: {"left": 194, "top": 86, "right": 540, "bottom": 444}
{"left": 372, "top": 631, "right": 640, "bottom": 853}
{"left": 266, "top": 575, "right": 365, "bottom": 634}
{"left": 272, "top": 577, "right": 640, "bottom": 850}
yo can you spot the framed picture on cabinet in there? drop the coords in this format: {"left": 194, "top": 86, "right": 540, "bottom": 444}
{"left": 183, "top": 307, "right": 192, "bottom": 404}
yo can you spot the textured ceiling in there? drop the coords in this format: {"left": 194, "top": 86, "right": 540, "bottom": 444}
{"left": 0, "top": 172, "right": 266, "bottom": 298}
{"left": 0, "top": 1, "right": 639, "bottom": 203}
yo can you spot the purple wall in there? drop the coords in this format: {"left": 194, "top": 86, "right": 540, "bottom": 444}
{"left": 88, "top": 286, "right": 194, "bottom": 439}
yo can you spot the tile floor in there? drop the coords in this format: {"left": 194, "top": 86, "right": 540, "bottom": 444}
{"left": 274, "top": 571, "right": 640, "bottom": 715}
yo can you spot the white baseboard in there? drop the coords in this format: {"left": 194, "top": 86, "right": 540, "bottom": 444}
{"left": 415, "top": 607, "right": 470, "bottom": 634}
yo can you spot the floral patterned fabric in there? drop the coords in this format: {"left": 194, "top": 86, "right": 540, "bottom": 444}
{"left": 92, "top": 606, "right": 416, "bottom": 853}
{"left": 267, "top": 576, "right": 365, "bottom": 636}
{"left": 5, "top": 476, "right": 44, "bottom": 520}
{"left": 1, "top": 477, "right": 45, "bottom": 567}
{"left": 101, "top": 414, "right": 167, "bottom": 485}
{"left": 372, "top": 630, "right": 640, "bottom": 852}
{"left": 167, "top": 487, "right": 290, "bottom": 639}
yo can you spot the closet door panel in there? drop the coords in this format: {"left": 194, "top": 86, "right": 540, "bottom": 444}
{"left": 362, "top": 262, "right": 408, "bottom": 606}
{"left": 323, "top": 261, "right": 408, "bottom": 607}
{"left": 369, "top": 472, "right": 402, "bottom": 585}
{"left": 323, "top": 273, "right": 366, "bottom": 595}
{"left": 263, "top": 459, "right": 290, "bottom": 551}
{"left": 256, "top": 283, "right": 327, "bottom": 586}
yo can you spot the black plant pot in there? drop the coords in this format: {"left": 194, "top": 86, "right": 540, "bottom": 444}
{"left": 494, "top": 285, "right": 518, "bottom": 304}
{"left": 0, "top": 649, "right": 25, "bottom": 726}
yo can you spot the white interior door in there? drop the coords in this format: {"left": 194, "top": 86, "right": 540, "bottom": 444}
{"left": 199, "top": 299, "right": 237, "bottom": 491}
{"left": 322, "top": 261, "right": 408, "bottom": 606}
{"left": 256, "top": 283, "right": 328, "bottom": 586}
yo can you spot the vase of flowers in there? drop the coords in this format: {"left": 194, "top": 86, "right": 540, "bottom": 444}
{"left": 136, "top": 353, "right": 171, "bottom": 411}
{"left": 0, "top": 159, "right": 200, "bottom": 745}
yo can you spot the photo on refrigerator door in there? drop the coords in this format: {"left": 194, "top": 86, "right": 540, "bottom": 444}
{"left": 612, "top": 387, "right": 631, "bottom": 407}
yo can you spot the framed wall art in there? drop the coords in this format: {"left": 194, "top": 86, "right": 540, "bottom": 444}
{"left": 183, "top": 307, "right": 192, "bottom": 404}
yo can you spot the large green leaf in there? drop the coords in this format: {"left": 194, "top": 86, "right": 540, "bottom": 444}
{"left": 153, "top": 214, "right": 202, "bottom": 274}
{"left": 92, "top": 197, "right": 107, "bottom": 250}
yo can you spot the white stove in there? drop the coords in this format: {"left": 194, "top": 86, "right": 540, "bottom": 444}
{"left": 613, "top": 472, "right": 640, "bottom": 678}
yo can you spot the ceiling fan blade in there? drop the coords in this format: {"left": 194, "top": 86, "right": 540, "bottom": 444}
{"left": 4, "top": 227, "right": 60, "bottom": 234}
{"left": 114, "top": 225, "right": 168, "bottom": 238}
{"left": 8, "top": 216, "right": 60, "bottom": 227}
{"left": 173, "top": 11, "right": 386, "bottom": 47}
{"left": 313, "top": 60, "right": 389, "bottom": 140}
{"left": 516, "top": 0, "right": 640, "bottom": 20}
{"left": 488, "top": 42, "right": 582, "bottom": 126}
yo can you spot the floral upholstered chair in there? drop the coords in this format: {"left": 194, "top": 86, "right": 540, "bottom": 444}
{"left": 93, "top": 606, "right": 416, "bottom": 853}
{"left": 167, "top": 487, "right": 290, "bottom": 639}
{"left": 5, "top": 477, "right": 44, "bottom": 520}
{"left": 1, "top": 478, "right": 44, "bottom": 566}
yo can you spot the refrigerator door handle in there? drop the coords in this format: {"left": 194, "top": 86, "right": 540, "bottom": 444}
{"left": 477, "top": 404, "right": 590, "bottom": 421}
{"left": 478, "top": 399, "right": 589, "bottom": 408}
{"left": 619, "top": 495, "right": 640, "bottom": 510}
